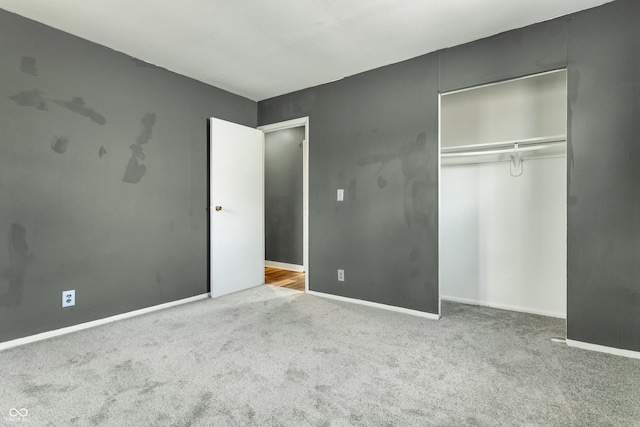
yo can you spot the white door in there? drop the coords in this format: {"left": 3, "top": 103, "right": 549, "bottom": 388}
{"left": 210, "top": 118, "right": 264, "bottom": 298}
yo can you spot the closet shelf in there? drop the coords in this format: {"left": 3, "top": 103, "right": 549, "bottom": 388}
{"left": 441, "top": 135, "right": 566, "bottom": 167}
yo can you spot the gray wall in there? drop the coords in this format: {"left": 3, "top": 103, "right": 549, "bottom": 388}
{"left": 0, "top": 9, "right": 256, "bottom": 342}
{"left": 3, "top": 1, "right": 639, "bottom": 352}
{"left": 260, "top": 0, "right": 640, "bottom": 351}
{"left": 566, "top": 0, "right": 640, "bottom": 351}
{"left": 265, "top": 127, "right": 304, "bottom": 266}
{"left": 260, "top": 55, "right": 440, "bottom": 314}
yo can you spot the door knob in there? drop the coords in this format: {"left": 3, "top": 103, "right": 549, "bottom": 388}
{"left": 215, "top": 206, "right": 222, "bottom": 211}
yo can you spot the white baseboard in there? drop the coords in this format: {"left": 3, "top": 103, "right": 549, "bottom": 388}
{"left": 566, "top": 339, "right": 640, "bottom": 360}
{"left": 265, "top": 261, "right": 305, "bottom": 272}
{"left": 0, "top": 294, "right": 209, "bottom": 352}
{"left": 308, "top": 290, "right": 440, "bottom": 320}
{"left": 441, "top": 295, "right": 566, "bottom": 319}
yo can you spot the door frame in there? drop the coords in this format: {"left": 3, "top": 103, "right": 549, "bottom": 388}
{"left": 437, "top": 69, "right": 568, "bottom": 323}
{"left": 259, "top": 117, "right": 310, "bottom": 293}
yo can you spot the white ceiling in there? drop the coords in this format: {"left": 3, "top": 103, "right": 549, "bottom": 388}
{"left": 0, "top": 0, "right": 614, "bottom": 101}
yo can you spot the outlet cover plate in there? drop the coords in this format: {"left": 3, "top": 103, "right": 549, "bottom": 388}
{"left": 338, "top": 269, "right": 345, "bottom": 282}
{"left": 62, "top": 290, "right": 75, "bottom": 307}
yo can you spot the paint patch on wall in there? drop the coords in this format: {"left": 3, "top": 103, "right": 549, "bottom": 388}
{"left": 9, "top": 89, "right": 48, "bottom": 110}
{"left": 357, "top": 132, "right": 433, "bottom": 229}
{"left": 1, "top": 223, "right": 31, "bottom": 307}
{"left": 130, "top": 144, "right": 145, "bottom": 160}
{"left": 399, "top": 132, "right": 428, "bottom": 180}
{"left": 137, "top": 113, "right": 156, "bottom": 146}
{"left": 20, "top": 56, "right": 38, "bottom": 76}
{"left": 98, "top": 146, "right": 107, "bottom": 158}
{"left": 53, "top": 97, "right": 106, "bottom": 125}
{"left": 123, "top": 158, "right": 146, "bottom": 184}
{"left": 51, "top": 136, "right": 70, "bottom": 154}
{"left": 357, "top": 151, "right": 397, "bottom": 169}
{"left": 123, "top": 113, "right": 156, "bottom": 184}
{"left": 406, "top": 180, "right": 431, "bottom": 229}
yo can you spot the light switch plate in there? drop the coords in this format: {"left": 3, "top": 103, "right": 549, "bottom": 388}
{"left": 337, "top": 189, "right": 344, "bottom": 201}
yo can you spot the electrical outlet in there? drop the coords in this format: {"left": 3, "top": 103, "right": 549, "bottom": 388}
{"left": 337, "top": 269, "right": 345, "bottom": 282}
{"left": 62, "top": 290, "right": 75, "bottom": 308}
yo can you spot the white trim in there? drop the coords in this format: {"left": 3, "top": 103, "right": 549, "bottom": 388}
{"left": 303, "top": 130, "right": 309, "bottom": 293}
{"left": 441, "top": 295, "right": 565, "bottom": 319}
{"left": 308, "top": 291, "right": 440, "bottom": 320}
{"left": 566, "top": 339, "right": 640, "bottom": 360}
{"left": 0, "top": 294, "right": 209, "bottom": 352}
{"left": 265, "top": 261, "right": 305, "bottom": 272}
{"left": 437, "top": 91, "right": 442, "bottom": 318}
{"left": 563, "top": 70, "right": 569, "bottom": 341}
{"left": 440, "top": 68, "right": 567, "bottom": 96}
{"left": 259, "top": 117, "right": 308, "bottom": 133}
{"left": 259, "top": 116, "right": 310, "bottom": 293}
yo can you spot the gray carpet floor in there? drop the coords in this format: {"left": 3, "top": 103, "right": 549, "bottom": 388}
{"left": 1, "top": 285, "right": 640, "bottom": 426}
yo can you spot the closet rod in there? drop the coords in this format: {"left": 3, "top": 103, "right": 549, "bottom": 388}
{"left": 440, "top": 136, "right": 566, "bottom": 168}
{"left": 441, "top": 134, "right": 566, "bottom": 155}
{"left": 442, "top": 141, "right": 565, "bottom": 159}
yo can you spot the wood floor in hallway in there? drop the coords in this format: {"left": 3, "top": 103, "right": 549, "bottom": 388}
{"left": 265, "top": 267, "right": 305, "bottom": 292}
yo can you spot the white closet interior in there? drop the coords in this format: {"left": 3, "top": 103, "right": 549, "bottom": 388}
{"left": 439, "top": 70, "right": 567, "bottom": 319}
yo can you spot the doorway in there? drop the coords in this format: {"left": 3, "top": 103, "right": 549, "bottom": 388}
{"left": 259, "top": 118, "right": 309, "bottom": 293}
{"left": 438, "top": 70, "right": 568, "bottom": 319}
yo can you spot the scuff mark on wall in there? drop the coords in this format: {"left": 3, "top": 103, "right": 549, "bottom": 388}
{"left": 377, "top": 175, "right": 388, "bottom": 189}
{"left": 123, "top": 113, "right": 156, "bottom": 184}
{"left": 9, "top": 89, "right": 48, "bottom": 110}
{"left": 409, "top": 248, "right": 421, "bottom": 262}
{"left": 51, "top": 136, "right": 70, "bottom": 154}
{"left": 98, "top": 146, "right": 107, "bottom": 158}
{"left": 1, "top": 223, "right": 31, "bottom": 307}
{"left": 53, "top": 97, "right": 106, "bottom": 125}
{"left": 20, "top": 56, "right": 38, "bottom": 76}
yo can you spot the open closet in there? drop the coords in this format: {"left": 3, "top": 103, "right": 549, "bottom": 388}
{"left": 439, "top": 70, "right": 567, "bottom": 319}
